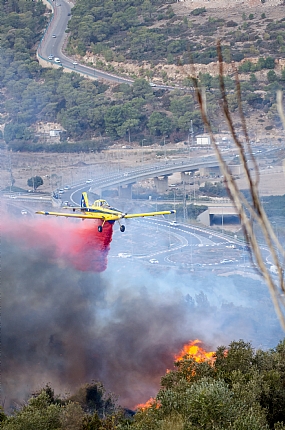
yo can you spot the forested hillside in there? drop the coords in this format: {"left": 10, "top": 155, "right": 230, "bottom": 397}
{"left": 65, "top": 0, "right": 285, "bottom": 141}
{"left": 0, "top": 0, "right": 205, "bottom": 149}
{"left": 66, "top": 0, "right": 285, "bottom": 65}
{"left": 2, "top": 340, "right": 285, "bottom": 429}
{"left": 1, "top": 0, "right": 285, "bottom": 149}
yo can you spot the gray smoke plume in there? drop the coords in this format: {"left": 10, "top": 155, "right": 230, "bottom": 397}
{"left": 2, "top": 225, "right": 283, "bottom": 411}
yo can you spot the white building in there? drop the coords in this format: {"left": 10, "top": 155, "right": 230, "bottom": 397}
{"left": 196, "top": 134, "right": 211, "bottom": 145}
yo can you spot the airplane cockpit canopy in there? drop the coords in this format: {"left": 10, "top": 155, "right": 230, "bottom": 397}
{"left": 86, "top": 192, "right": 118, "bottom": 211}
{"left": 86, "top": 192, "right": 102, "bottom": 206}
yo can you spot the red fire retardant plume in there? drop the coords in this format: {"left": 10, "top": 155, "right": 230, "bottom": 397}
{"left": 1, "top": 215, "right": 113, "bottom": 272}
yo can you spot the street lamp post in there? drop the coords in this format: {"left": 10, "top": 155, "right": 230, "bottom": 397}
{"left": 28, "top": 165, "right": 35, "bottom": 192}
{"left": 142, "top": 139, "right": 146, "bottom": 163}
{"left": 188, "top": 119, "right": 194, "bottom": 159}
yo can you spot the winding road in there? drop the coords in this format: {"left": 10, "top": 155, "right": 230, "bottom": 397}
{"left": 37, "top": 0, "right": 177, "bottom": 87}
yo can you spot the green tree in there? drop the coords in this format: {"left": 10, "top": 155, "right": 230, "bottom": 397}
{"left": 191, "top": 7, "right": 206, "bottom": 16}
{"left": 1, "top": 391, "right": 62, "bottom": 430}
{"left": 267, "top": 70, "right": 277, "bottom": 82}
{"left": 60, "top": 402, "right": 85, "bottom": 430}
{"left": 117, "top": 118, "right": 140, "bottom": 141}
{"left": 169, "top": 95, "right": 194, "bottom": 118}
{"left": 239, "top": 60, "right": 253, "bottom": 73}
{"left": 148, "top": 112, "right": 172, "bottom": 136}
{"left": 198, "top": 73, "right": 212, "bottom": 90}
{"left": 141, "top": 0, "right": 153, "bottom": 19}
{"left": 0, "top": 406, "right": 7, "bottom": 423}
{"left": 250, "top": 73, "right": 257, "bottom": 84}
{"left": 27, "top": 175, "right": 43, "bottom": 190}
{"left": 132, "top": 78, "right": 152, "bottom": 99}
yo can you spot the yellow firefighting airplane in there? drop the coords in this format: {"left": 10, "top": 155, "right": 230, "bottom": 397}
{"left": 36, "top": 192, "right": 176, "bottom": 232}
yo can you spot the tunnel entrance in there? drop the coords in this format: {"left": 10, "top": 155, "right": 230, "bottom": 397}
{"left": 210, "top": 214, "right": 240, "bottom": 226}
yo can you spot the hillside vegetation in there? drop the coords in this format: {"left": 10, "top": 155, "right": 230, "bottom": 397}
{"left": 2, "top": 340, "right": 285, "bottom": 429}
{"left": 67, "top": 0, "right": 285, "bottom": 66}
{"left": 1, "top": 0, "right": 285, "bottom": 149}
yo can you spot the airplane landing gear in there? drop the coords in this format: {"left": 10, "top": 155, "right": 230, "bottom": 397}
{"left": 120, "top": 225, "right": 125, "bottom": 232}
{"left": 98, "top": 225, "right": 103, "bottom": 233}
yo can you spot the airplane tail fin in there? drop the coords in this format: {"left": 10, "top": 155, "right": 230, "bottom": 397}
{"left": 81, "top": 192, "right": 89, "bottom": 208}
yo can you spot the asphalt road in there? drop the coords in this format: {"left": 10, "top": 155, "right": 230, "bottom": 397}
{"left": 55, "top": 183, "right": 257, "bottom": 270}
{"left": 39, "top": 0, "right": 135, "bottom": 84}
{"left": 37, "top": 0, "right": 182, "bottom": 88}
{"left": 4, "top": 181, "right": 269, "bottom": 273}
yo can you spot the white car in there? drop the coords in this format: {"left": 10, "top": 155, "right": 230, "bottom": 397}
{"left": 48, "top": 55, "right": 54, "bottom": 60}
{"left": 149, "top": 259, "right": 159, "bottom": 264}
{"left": 170, "top": 221, "right": 179, "bottom": 226}
{"left": 21, "top": 209, "right": 27, "bottom": 215}
{"left": 54, "top": 58, "right": 61, "bottom": 63}
{"left": 52, "top": 34, "right": 56, "bottom": 38}
{"left": 86, "top": 179, "right": 93, "bottom": 184}
{"left": 118, "top": 253, "right": 132, "bottom": 258}
{"left": 73, "top": 61, "right": 78, "bottom": 65}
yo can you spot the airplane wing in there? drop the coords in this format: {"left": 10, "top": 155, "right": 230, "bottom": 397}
{"left": 35, "top": 211, "right": 120, "bottom": 221}
{"left": 123, "top": 210, "right": 175, "bottom": 219}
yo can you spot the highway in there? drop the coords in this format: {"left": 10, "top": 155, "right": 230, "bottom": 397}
{"left": 37, "top": 0, "right": 181, "bottom": 88}
{"left": 3, "top": 147, "right": 276, "bottom": 273}
{"left": 53, "top": 182, "right": 256, "bottom": 271}
{"left": 61, "top": 155, "right": 233, "bottom": 198}
{"left": 38, "top": 0, "right": 136, "bottom": 84}
{"left": 3, "top": 178, "right": 271, "bottom": 274}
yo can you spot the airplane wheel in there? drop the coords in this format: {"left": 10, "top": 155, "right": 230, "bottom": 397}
{"left": 98, "top": 225, "right": 103, "bottom": 233}
{"left": 120, "top": 225, "right": 125, "bottom": 232}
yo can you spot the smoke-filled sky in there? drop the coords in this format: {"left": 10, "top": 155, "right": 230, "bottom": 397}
{"left": 1, "top": 211, "right": 284, "bottom": 411}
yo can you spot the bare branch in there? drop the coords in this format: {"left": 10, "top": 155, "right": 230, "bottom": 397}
{"left": 187, "top": 43, "right": 285, "bottom": 330}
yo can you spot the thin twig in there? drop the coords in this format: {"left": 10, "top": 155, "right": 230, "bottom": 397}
{"left": 187, "top": 44, "right": 285, "bottom": 330}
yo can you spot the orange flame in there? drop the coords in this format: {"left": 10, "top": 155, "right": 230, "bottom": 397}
{"left": 135, "top": 340, "right": 215, "bottom": 411}
{"left": 175, "top": 339, "right": 215, "bottom": 364}
{"left": 136, "top": 397, "right": 160, "bottom": 411}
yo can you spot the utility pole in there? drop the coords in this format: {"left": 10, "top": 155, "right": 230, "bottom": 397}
{"left": 188, "top": 120, "right": 194, "bottom": 158}
{"left": 142, "top": 139, "right": 146, "bottom": 163}
{"left": 183, "top": 179, "right": 187, "bottom": 221}
{"left": 8, "top": 151, "right": 13, "bottom": 192}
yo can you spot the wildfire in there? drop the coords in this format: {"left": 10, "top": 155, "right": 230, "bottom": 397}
{"left": 136, "top": 397, "right": 160, "bottom": 411}
{"left": 175, "top": 339, "right": 215, "bottom": 364}
{"left": 135, "top": 340, "right": 215, "bottom": 411}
